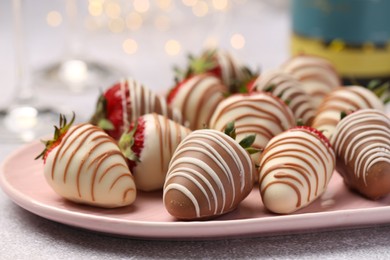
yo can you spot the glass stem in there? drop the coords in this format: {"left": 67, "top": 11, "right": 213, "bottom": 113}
{"left": 64, "top": 0, "right": 81, "bottom": 59}
{"left": 13, "top": 0, "right": 33, "bottom": 104}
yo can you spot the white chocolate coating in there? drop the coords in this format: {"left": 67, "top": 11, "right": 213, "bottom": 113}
{"left": 163, "top": 129, "right": 255, "bottom": 220}
{"left": 44, "top": 124, "right": 136, "bottom": 208}
{"left": 252, "top": 69, "right": 316, "bottom": 125}
{"left": 259, "top": 128, "right": 335, "bottom": 214}
{"left": 281, "top": 55, "right": 340, "bottom": 108}
{"left": 209, "top": 92, "right": 295, "bottom": 165}
{"left": 169, "top": 74, "right": 227, "bottom": 130}
{"left": 331, "top": 109, "right": 390, "bottom": 186}
{"left": 132, "top": 113, "right": 191, "bottom": 191}
{"left": 214, "top": 49, "right": 245, "bottom": 88}
{"left": 312, "top": 86, "right": 384, "bottom": 139}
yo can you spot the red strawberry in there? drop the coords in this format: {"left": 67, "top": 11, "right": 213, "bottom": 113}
{"left": 290, "top": 125, "right": 332, "bottom": 149}
{"left": 36, "top": 113, "right": 136, "bottom": 208}
{"left": 119, "top": 113, "right": 191, "bottom": 191}
{"left": 90, "top": 78, "right": 183, "bottom": 140}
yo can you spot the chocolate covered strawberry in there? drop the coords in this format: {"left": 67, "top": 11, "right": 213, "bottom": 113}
{"left": 331, "top": 109, "right": 390, "bottom": 200}
{"left": 250, "top": 69, "right": 316, "bottom": 126}
{"left": 36, "top": 114, "right": 137, "bottom": 208}
{"left": 163, "top": 127, "right": 256, "bottom": 220}
{"left": 119, "top": 113, "right": 191, "bottom": 192}
{"left": 209, "top": 92, "right": 296, "bottom": 166}
{"left": 167, "top": 73, "right": 227, "bottom": 130}
{"left": 281, "top": 54, "right": 341, "bottom": 108}
{"left": 258, "top": 126, "right": 335, "bottom": 214}
{"left": 176, "top": 48, "right": 250, "bottom": 93}
{"left": 90, "top": 78, "right": 183, "bottom": 140}
{"left": 312, "top": 85, "right": 385, "bottom": 139}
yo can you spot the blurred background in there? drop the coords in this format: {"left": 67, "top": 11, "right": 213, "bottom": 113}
{"left": 0, "top": 0, "right": 290, "bottom": 122}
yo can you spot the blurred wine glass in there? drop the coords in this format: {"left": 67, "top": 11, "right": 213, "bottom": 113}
{"left": 35, "top": 0, "right": 121, "bottom": 93}
{"left": 0, "top": 0, "right": 60, "bottom": 143}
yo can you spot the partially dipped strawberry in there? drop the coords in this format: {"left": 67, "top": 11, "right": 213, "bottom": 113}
{"left": 258, "top": 125, "right": 335, "bottom": 214}
{"left": 36, "top": 114, "right": 136, "bottom": 208}
{"left": 119, "top": 113, "right": 191, "bottom": 192}
{"left": 90, "top": 78, "right": 183, "bottom": 140}
{"left": 167, "top": 73, "right": 227, "bottom": 130}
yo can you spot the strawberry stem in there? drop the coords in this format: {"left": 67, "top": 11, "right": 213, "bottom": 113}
{"left": 90, "top": 94, "right": 115, "bottom": 131}
{"left": 35, "top": 112, "right": 76, "bottom": 161}
{"left": 224, "top": 121, "right": 261, "bottom": 155}
{"left": 118, "top": 121, "right": 141, "bottom": 163}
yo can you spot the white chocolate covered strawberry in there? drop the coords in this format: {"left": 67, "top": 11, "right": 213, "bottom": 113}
{"left": 209, "top": 92, "right": 295, "bottom": 165}
{"left": 167, "top": 73, "right": 227, "bottom": 130}
{"left": 312, "top": 85, "right": 385, "bottom": 139}
{"left": 331, "top": 109, "right": 390, "bottom": 200}
{"left": 281, "top": 55, "right": 340, "bottom": 108}
{"left": 36, "top": 114, "right": 136, "bottom": 208}
{"left": 90, "top": 77, "right": 183, "bottom": 140}
{"left": 119, "top": 113, "right": 191, "bottom": 192}
{"left": 163, "top": 128, "right": 256, "bottom": 220}
{"left": 251, "top": 69, "right": 316, "bottom": 126}
{"left": 179, "top": 48, "right": 247, "bottom": 93}
{"left": 258, "top": 126, "right": 335, "bottom": 214}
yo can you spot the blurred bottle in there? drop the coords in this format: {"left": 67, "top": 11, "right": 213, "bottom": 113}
{"left": 291, "top": 0, "right": 390, "bottom": 85}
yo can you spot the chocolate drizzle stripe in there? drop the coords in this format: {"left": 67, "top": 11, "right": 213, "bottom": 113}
{"left": 235, "top": 125, "right": 274, "bottom": 140}
{"left": 198, "top": 132, "right": 248, "bottom": 191}
{"left": 274, "top": 172, "right": 304, "bottom": 186}
{"left": 98, "top": 164, "right": 128, "bottom": 183}
{"left": 218, "top": 101, "right": 283, "bottom": 125}
{"left": 180, "top": 76, "right": 205, "bottom": 128}
{"left": 75, "top": 136, "right": 112, "bottom": 197}
{"left": 90, "top": 150, "right": 123, "bottom": 201}
{"left": 168, "top": 172, "right": 212, "bottom": 211}
{"left": 260, "top": 163, "right": 311, "bottom": 201}
{"left": 168, "top": 157, "right": 227, "bottom": 212}
{"left": 153, "top": 113, "right": 164, "bottom": 172}
{"left": 168, "top": 167, "right": 217, "bottom": 213}
{"left": 178, "top": 143, "right": 236, "bottom": 201}
{"left": 109, "top": 173, "right": 134, "bottom": 191}
{"left": 51, "top": 123, "right": 86, "bottom": 179}
{"left": 331, "top": 110, "right": 390, "bottom": 186}
{"left": 62, "top": 125, "right": 101, "bottom": 183}
{"left": 194, "top": 82, "right": 221, "bottom": 129}
{"left": 260, "top": 152, "right": 319, "bottom": 195}
{"left": 313, "top": 87, "right": 384, "bottom": 137}
{"left": 262, "top": 180, "right": 302, "bottom": 208}
{"left": 123, "top": 188, "right": 135, "bottom": 202}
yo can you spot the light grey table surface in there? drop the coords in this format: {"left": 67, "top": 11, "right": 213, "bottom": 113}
{"left": 1, "top": 1, "right": 390, "bottom": 259}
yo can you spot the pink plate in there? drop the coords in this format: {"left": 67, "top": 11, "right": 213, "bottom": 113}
{"left": 1, "top": 140, "right": 390, "bottom": 239}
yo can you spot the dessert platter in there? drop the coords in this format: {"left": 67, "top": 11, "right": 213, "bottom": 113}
{"left": 1, "top": 50, "right": 390, "bottom": 239}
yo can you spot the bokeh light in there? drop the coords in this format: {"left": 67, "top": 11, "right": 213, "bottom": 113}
{"left": 46, "top": 11, "right": 62, "bottom": 27}
{"left": 165, "top": 40, "right": 181, "bottom": 55}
